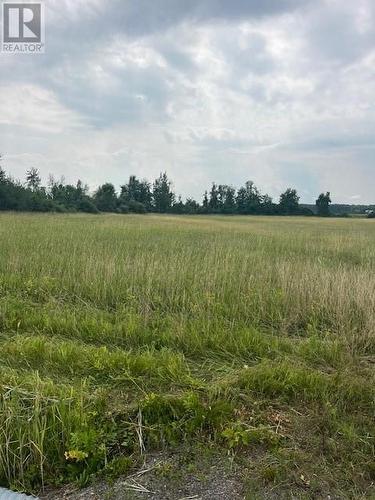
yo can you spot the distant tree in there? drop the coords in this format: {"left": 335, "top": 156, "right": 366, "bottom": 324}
{"left": 120, "top": 175, "right": 138, "bottom": 202}
{"left": 316, "top": 192, "right": 331, "bottom": 217}
{"left": 74, "top": 181, "right": 98, "bottom": 213}
{"left": 171, "top": 195, "right": 185, "bottom": 214}
{"left": 0, "top": 163, "right": 335, "bottom": 218}
{"left": 152, "top": 172, "right": 175, "bottom": 212}
{"left": 119, "top": 175, "right": 151, "bottom": 212}
{"left": 247, "top": 181, "right": 262, "bottom": 213}
{"left": 76, "top": 179, "right": 89, "bottom": 198}
{"left": 0, "top": 155, "right": 5, "bottom": 183}
{"left": 261, "top": 194, "right": 275, "bottom": 214}
{"left": 279, "top": 188, "right": 300, "bottom": 214}
{"left": 185, "top": 198, "right": 200, "bottom": 214}
{"left": 94, "top": 183, "right": 117, "bottom": 212}
{"left": 202, "top": 191, "right": 209, "bottom": 212}
{"left": 49, "top": 177, "right": 67, "bottom": 204}
{"left": 137, "top": 180, "right": 152, "bottom": 210}
{"left": 237, "top": 181, "right": 262, "bottom": 214}
{"left": 126, "top": 199, "right": 147, "bottom": 214}
{"left": 0, "top": 156, "right": 10, "bottom": 210}
{"left": 48, "top": 177, "right": 95, "bottom": 213}
{"left": 208, "top": 183, "right": 220, "bottom": 212}
{"left": 0, "top": 160, "right": 27, "bottom": 211}
{"left": 26, "top": 168, "right": 41, "bottom": 191}
{"left": 29, "top": 189, "right": 56, "bottom": 212}
{"left": 217, "top": 185, "right": 225, "bottom": 209}
{"left": 77, "top": 197, "right": 99, "bottom": 214}
{"left": 235, "top": 186, "right": 247, "bottom": 214}
{"left": 262, "top": 194, "right": 273, "bottom": 205}
{"left": 219, "top": 185, "right": 236, "bottom": 214}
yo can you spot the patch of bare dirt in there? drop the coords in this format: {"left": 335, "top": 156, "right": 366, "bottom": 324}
{"left": 41, "top": 452, "right": 246, "bottom": 500}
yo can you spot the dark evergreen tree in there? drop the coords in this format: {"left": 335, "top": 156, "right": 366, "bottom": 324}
{"left": 152, "top": 172, "right": 175, "bottom": 212}
{"left": 0, "top": 157, "right": 11, "bottom": 210}
{"left": 236, "top": 186, "right": 247, "bottom": 214}
{"left": 137, "top": 179, "right": 152, "bottom": 210}
{"left": 0, "top": 155, "right": 5, "bottom": 183}
{"left": 220, "top": 185, "right": 236, "bottom": 214}
{"left": 202, "top": 191, "right": 209, "bottom": 212}
{"left": 171, "top": 195, "right": 185, "bottom": 214}
{"left": 208, "top": 183, "right": 220, "bottom": 212}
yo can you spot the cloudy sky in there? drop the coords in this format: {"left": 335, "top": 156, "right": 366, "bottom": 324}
{"left": 1, "top": 0, "right": 374, "bottom": 203}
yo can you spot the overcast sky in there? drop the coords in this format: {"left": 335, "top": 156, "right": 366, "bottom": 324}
{"left": 1, "top": 0, "right": 374, "bottom": 203}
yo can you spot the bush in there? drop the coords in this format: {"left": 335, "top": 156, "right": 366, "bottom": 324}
{"left": 53, "top": 203, "right": 68, "bottom": 213}
{"left": 128, "top": 200, "right": 147, "bottom": 214}
{"left": 117, "top": 204, "right": 129, "bottom": 214}
{"left": 78, "top": 198, "right": 100, "bottom": 214}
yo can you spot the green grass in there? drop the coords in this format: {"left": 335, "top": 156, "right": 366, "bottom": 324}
{"left": 0, "top": 213, "right": 374, "bottom": 496}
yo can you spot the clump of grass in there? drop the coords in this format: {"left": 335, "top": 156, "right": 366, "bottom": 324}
{"left": 0, "top": 373, "right": 92, "bottom": 490}
{"left": 1, "top": 335, "right": 194, "bottom": 389}
{"left": 225, "top": 359, "right": 374, "bottom": 408}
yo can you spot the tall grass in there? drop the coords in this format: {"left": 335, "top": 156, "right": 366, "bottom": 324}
{"left": 0, "top": 213, "right": 374, "bottom": 494}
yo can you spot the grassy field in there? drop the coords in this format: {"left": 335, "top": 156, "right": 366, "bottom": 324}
{"left": 0, "top": 213, "right": 374, "bottom": 498}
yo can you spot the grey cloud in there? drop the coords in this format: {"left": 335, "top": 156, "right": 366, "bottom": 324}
{"left": 1, "top": 0, "right": 375, "bottom": 203}
{"left": 302, "top": 1, "right": 375, "bottom": 66}
{"left": 69, "top": 0, "right": 311, "bottom": 38}
{"left": 0, "top": 0, "right": 313, "bottom": 128}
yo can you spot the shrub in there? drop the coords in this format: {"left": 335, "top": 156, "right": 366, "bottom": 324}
{"left": 128, "top": 200, "right": 147, "bottom": 213}
{"left": 78, "top": 198, "right": 100, "bottom": 214}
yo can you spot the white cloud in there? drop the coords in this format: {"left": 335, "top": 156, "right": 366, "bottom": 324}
{"left": 0, "top": 85, "right": 85, "bottom": 133}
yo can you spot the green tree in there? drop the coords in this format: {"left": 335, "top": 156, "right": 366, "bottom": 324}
{"left": 316, "top": 192, "right": 331, "bottom": 217}
{"left": 0, "top": 155, "right": 5, "bottom": 183}
{"left": 261, "top": 194, "right": 274, "bottom": 214}
{"left": 49, "top": 177, "right": 97, "bottom": 213}
{"left": 246, "top": 181, "right": 261, "bottom": 214}
{"left": 236, "top": 181, "right": 262, "bottom": 214}
{"left": 94, "top": 183, "right": 117, "bottom": 212}
{"left": 279, "top": 188, "right": 300, "bottom": 214}
{"left": 219, "top": 185, "right": 236, "bottom": 214}
{"left": 171, "top": 195, "right": 185, "bottom": 214}
{"left": 26, "top": 168, "right": 41, "bottom": 191}
{"left": 119, "top": 176, "right": 152, "bottom": 212}
{"left": 202, "top": 191, "right": 209, "bottom": 212}
{"left": 208, "top": 183, "right": 220, "bottom": 212}
{"left": 185, "top": 198, "right": 200, "bottom": 214}
{"left": 137, "top": 179, "right": 152, "bottom": 210}
{"left": 152, "top": 172, "right": 175, "bottom": 212}
{"left": 0, "top": 156, "right": 10, "bottom": 210}
{"left": 235, "top": 186, "right": 247, "bottom": 214}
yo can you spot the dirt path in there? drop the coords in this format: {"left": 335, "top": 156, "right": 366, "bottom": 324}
{"left": 41, "top": 452, "right": 247, "bottom": 500}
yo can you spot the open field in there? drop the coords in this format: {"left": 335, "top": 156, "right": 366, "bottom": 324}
{"left": 0, "top": 213, "right": 374, "bottom": 498}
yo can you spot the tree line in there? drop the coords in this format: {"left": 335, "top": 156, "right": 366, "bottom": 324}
{"left": 0, "top": 159, "right": 333, "bottom": 216}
